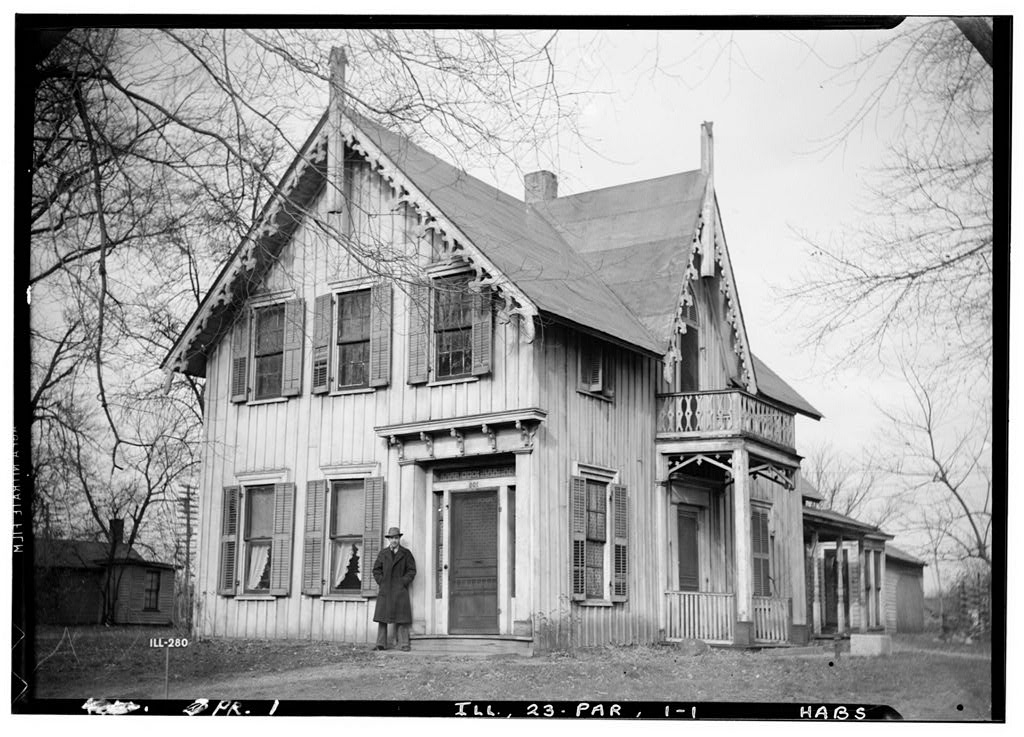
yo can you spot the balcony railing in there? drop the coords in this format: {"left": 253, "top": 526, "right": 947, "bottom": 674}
{"left": 752, "top": 596, "right": 791, "bottom": 643}
{"left": 664, "top": 591, "right": 735, "bottom": 643}
{"left": 656, "top": 390, "right": 795, "bottom": 449}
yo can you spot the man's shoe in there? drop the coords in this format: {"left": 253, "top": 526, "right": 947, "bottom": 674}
{"left": 374, "top": 645, "right": 386, "bottom": 651}
{"left": 400, "top": 646, "right": 410, "bottom": 652}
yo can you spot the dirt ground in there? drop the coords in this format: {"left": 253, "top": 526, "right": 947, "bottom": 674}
{"left": 27, "top": 626, "right": 994, "bottom": 721}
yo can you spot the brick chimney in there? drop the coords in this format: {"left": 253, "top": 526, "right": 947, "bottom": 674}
{"left": 110, "top": 518, "right": 124, "bottom": 546}
{"left": 524, "top": 170, "right": 558, "bottom": 204}
{"left": 701, "top": 121, "right": 714, "bottom": 175}
{"left": 327, "top": 45, "right": 348, "bottom": 214}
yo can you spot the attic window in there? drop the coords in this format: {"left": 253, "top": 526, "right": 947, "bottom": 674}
{"left": 578, "top": 338, "right": 614, "bottom": 400}
{"left": 253, "top": 305, "right": 285, "bottom": 400}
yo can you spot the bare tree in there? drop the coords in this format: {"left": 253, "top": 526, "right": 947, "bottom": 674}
{"left": 783, "top": 18, "right": 993, "bottom": 377}
{"left": 881, "top": 361, "right": 991, "bottom": 570}
{"left": 26, "top": 26, "right": 580, "bottom": 616}
{"left": 803, "top": 441, "right": 903, "bottom": 529}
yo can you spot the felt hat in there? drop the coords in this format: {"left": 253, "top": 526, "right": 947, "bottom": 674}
{"left": 384, "top": 527, "right": 403, "bottom": 539}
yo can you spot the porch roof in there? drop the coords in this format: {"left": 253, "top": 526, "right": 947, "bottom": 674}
{"left": 802, "top": 505, "right": 894, "bottom": 541}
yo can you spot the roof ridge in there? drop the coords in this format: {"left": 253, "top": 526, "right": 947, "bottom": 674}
{"left": 553, "top": 169, "right": 703, "bottom": 201}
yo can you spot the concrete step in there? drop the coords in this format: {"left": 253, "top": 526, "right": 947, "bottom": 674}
{"left": 407, "top": 635, "right": 533, "bottom": 657}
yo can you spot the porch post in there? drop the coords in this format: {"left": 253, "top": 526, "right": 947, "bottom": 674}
{"left": 810, "top": 530, "right": 821, "bottom": 635}
{"left": 879, "top": 545, "right": 888, "bottom": 632}
{"left": 836, "top": 533, "right": 846, "bottom": 635}
{"left": 513, "top": 448, "right": 536, "bottom": 639}
{"left": 788, "top": 469, "right": 808, "bottom": 644}
{"left": 857, "top": 540, "right": 867, "bottom": 633}
{"left": 731, "top": 446, "right": 753, "bottom": 645}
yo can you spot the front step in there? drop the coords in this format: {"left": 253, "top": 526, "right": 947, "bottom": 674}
{"left": 408, "top": 634, "right": 533, "bottom": 657}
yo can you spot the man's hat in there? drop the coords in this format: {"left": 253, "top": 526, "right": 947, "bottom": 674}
{"left": 384, "top": 527, "right": 403, "bottom": 539}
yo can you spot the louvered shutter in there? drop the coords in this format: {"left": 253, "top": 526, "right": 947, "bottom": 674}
{"left": 311, "top": 294, "right": 333, "bottom": 394}
{"left": 229, "top": 315, "right": 249, "bottom": 403}
{"left": 611, "top": 484, "right": 628, "bottom": 602}
{"left": 470, "top": 287, "right": 492, "bottom": 376}
{"left": 570, "top": 476, "right": 587, "bottom": 601}
{"left": 407, "top": 282, "right": 430, "bottom": 384}
{"left": 752, "top": 507, "right": 770, "bottom": 597}
{"left": 601, "top": 349, "right": 615, "bottom": 399}
{"left": 280, "top": 299, "right": 305, "bottom": 397}
{"left": 302, "top": 480, "right": 327, "bottom": 595}
{"left": 218, "top": 486, "right": 240, "bottom": 595}
{"left": 580, "top": 344, "right": 603, "bottom": 392}
{"left": 368, "top": 284, "right": 393, "bottom": 387}
{"left": 361, "top": 477, "right": 385, "bottom": 597}
{"left": 269, "top": 482, "right": 295, "bottom": 596}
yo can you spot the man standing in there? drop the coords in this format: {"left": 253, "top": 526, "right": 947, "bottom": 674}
{"left": 372, "top": 527, "right": 416, "bottom": 651}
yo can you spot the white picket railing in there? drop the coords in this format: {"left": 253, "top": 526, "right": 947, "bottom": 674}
{"left": 752, "top": 596, "right": 790, "bottom": 643}
{"left": 664, "top": 591, "right": 735, "bottom": 643}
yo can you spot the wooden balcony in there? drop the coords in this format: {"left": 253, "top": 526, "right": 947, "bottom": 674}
{"left": 656, "top": 390, "right": 795, "bottom": 450}
{"left": 664, "top": 591, "right": 735, "bottom": 643}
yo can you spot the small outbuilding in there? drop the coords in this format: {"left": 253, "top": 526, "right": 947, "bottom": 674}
{"left": 35, "top": 533, "right": 176, "bottom": 626}
{"left": 884, "top": 545, "right": 927, "bottom": 633}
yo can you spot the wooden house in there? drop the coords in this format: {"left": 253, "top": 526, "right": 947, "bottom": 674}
{"left": 164, "top": 52, "right": 822, "bottom": 652}
{"left": 35, "top": 527, "right": 176, "bottom": 626}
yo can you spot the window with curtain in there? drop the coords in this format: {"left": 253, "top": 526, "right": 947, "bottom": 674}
{"left": 244, "top": 485, "right": 275, "bottom": 592}
{"left": 330, "top": 479, "right": 365, "bottom": 592}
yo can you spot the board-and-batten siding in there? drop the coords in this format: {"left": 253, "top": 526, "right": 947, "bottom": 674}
{"left": 111, "top": 567, "right": 174, "bottom": 625}
{"left": 532, "top": 324, "right": 659, "bottom": 649}
{"left": 193, "top": 158, "right": 537, "bottom": 643}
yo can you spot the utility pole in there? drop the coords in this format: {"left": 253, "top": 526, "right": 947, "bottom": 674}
{"left": 180, "top": 485, "right": 193, "bottom": 632}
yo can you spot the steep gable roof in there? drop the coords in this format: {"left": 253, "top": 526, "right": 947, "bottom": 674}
{"left": 349, "top": 112, "right": 661, "bottom": 353}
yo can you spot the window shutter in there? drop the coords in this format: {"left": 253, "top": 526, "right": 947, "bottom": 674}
{"left": 269, "top": 482, "right": 295, "bottom": 596}
{"left": 229, "top": 315, "right": 250, "bottom": 403}
{"left": 302, "top": 480, "right": 327, "bottom": 596}
{"left": 280, "top": 299, "right": 305, "bottom": 397}
{"left": 311, "top": 294, "right": 333, "bottom": 394}
{"left": 407, "top": 283, "right": 430, "bottom": 385}
{"left": 361, "top": 476, "right": 385, "bottom": 597}
{"left": 218, "top": 486, "right": 240, "bottom": 595}
{"left": 611, "top": 484, "right": 628, "bottom": 602}
{"left": 752, "top": 507, "right": 770, "bottom": 597}
{"left": 368, "top": 284, "right": 393, "bottom": 387}
{"left": 470, "top": 287, "right": 492, "bottom": 376}
{"left": 601, "top": 350, "right": 615, "bottom": 399}
{"left": 570, "top": 476, "right": 586, "bottom": 601}
{"left": 580, "top": 344, "right": 603, "bottom": 392}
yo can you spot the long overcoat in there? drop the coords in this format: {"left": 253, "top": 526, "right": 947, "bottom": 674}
{"left": 372, "top": 544, "right": 416, "bottom": 624}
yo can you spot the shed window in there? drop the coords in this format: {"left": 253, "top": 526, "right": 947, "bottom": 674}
{"left": 143, "top": 570, "right": 161, "bottom": 611}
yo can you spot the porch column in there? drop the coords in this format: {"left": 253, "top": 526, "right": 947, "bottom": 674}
{"left": 731, "top": 446, "right": 753, "bottom": 645}
{"left": 879, "top": 545, "right": 888, "bottom": 632}
{"left": 810, "top": 530, "right": 821, "bottom": 635}
{"left": 857, "top": 540, "right": 867, "bottom": 632}
{"left": 788, "top": 469, "right": 808, "bottom": 643}
{"left": 400, "top": 462, "right": 427, "bottom": 636}
{"left": 513, "top": 449, "right": 535, "bottom": 637}
{"left": 836, "top": 533, "right": 846, "bottom": 635}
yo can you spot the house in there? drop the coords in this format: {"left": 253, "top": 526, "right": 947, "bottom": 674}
{"left": 163, "top": 49, "right": 823, "bottom": 652}
{"left": 35, "top": 521, "right": 176, "bottom": 626}
{"left": 800, "top": 481, "right": 927, "bottom": 637}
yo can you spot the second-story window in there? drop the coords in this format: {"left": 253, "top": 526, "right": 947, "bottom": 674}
{"left": 337, "top": 289, "right": 371, "bottom": 389}
{"left": 253, "top": 304, "right": 285, "bottom": 400}
{"left": 434, "top": 275, "right": 474, "bottom": 380}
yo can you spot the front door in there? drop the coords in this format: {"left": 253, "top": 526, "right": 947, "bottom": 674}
{"left": 448, "top": 490, "right": 499, "bottom": 634}
{"left": 677, "top": 508, "right": 699, "bottom": 591}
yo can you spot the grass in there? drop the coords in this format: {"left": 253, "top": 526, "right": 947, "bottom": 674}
{"left": 26, "top": 626, "right": 994, "bottom": 721}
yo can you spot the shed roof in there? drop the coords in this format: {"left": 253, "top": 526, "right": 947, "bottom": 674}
{"left": 886, "top": 544, "right": 927, "bottom": 567}
{"left": 34, "top": 539, "right": 171, "bottom": 570}
{"left": 802, "top": 506, "right": 893, "bottom": 540}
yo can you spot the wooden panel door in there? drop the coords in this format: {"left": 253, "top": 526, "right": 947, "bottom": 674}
{"left": 449, "top": 490, "right": 499, "bottom": 634}
{"left": 677, "top": 508, "right": 699, "bottom": 591}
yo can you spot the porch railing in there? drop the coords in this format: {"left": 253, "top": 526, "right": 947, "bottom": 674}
{"left": 656, "top": 391, "right": 795, "bottom": 450}
{"left": 752, "top": 596, "right": 790, "bottom": 643}
{"left": 664, "top": 591, "right": 735, "bottom": 643}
